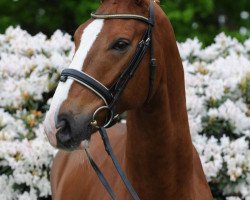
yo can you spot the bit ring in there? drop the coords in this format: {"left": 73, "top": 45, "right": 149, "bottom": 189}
{"left": 91, "top": 106, "right": 114, "bottom": 128}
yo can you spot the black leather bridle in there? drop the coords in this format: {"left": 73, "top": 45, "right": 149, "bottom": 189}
{"left": 60, "top": 1, "right": 156, "bottom": 199}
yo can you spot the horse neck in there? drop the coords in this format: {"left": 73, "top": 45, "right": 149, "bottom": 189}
{"left": 125, "top": 19, "right": 195, "bottom": 198}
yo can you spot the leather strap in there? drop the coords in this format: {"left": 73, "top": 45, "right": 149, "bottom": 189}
{"left": 61, "top": 68, "right": 113, "bottom": 105}
{"left": 146, "top": 0, "right": 157, "bottom": 103}
{"left": 91, "top": 13, "right": 149, "bottom": 24}
{"left": 109, "top": 32, "right": 151, "bottom": 109}
{"left": 85, "top": 148, "right": 117, "bottom": 200}
{"left": 87, "top": 127, "right": 141, "bottom": 200}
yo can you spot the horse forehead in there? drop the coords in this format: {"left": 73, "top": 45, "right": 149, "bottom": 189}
{"left": 47, "top": 19, "right": 105, "bottom": 121}
{"left": 70, "top": 19, "right": 104, "bottom": 70}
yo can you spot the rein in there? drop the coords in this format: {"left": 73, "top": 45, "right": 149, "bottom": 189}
{"left": 60, "top": 1, "right": 156, "bottom": 199}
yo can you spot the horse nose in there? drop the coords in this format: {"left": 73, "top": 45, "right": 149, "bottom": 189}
{"left": 55, "top": 112, "right": 91, "bottom": 150}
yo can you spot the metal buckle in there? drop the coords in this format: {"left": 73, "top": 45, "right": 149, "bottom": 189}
{"left": 145, "top": 38, "right": 151, "bottom": 46}
{"left": 150, "top": 58, "right": 157, "bottom": 67}
{"left": 60, "top": 75, "right": 67, "bottom": 82}
{"left": 90, "top": 106, "right": 114, "bottom": 128}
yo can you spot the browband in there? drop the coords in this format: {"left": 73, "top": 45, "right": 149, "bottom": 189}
{"left": 91, "top": 13, "right": 150, "bottom": 24}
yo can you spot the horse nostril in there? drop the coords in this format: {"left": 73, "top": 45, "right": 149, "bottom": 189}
{"left": 56, "top": 119, "right": 66, "bottom": 130}
{"left": 57, "top": 118, "right": 72, "bottom": 135}
{"left": 56, "top": 118, "right": 73, "bottom": 146}
{"left": 57, "top": 113, "right": 73, "bottom": 133}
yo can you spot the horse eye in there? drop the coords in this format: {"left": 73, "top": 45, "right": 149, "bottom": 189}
{"left": 112, "top": 40, "right": 130, "bottom": 51}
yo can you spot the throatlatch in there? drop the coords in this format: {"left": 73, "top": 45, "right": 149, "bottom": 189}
{"left": 60, "top": 1, "right": 156, "bottom": 199}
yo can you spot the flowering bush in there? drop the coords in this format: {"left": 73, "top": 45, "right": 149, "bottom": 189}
{"left": 0, "top": 26, "right": 74, "bottom": 200}
{"left": 179, "top": 34, "right": 250, "bottom": 199}
{"left": 0, "top": 26, "right": 249, "bottom": 199}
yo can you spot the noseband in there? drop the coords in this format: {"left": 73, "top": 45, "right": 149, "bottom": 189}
{"left": 59, "top": 1, "right": 156, "bottom": 199}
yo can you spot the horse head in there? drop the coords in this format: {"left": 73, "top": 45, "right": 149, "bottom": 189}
{"left": 44, "top": 0, "right": 162, "bottom": 150}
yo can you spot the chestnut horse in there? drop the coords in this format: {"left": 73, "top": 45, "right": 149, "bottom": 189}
{"left": 43, "top": 0, "right": 213, "bottom": 199}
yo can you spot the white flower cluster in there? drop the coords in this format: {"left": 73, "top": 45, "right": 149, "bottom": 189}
{"left": 0, "top": 26, "right": 73, "bottom": 199}
{"left": 1, "top": 26, "right": 249, "bottom": 199}
{"left": 179, "top": 33, "right": 250, "bottom": 199}
{"left": 0, "top": 109, "right": 26, "bottom": 141}
{"left": 0, "top": 26, "right": 74, "bottom": 109}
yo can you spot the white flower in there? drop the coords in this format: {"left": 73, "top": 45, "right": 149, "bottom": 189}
{"left": 193, "top": 135, "right": 223, "bottom": 180}
{"left": 217, "top": 100, "right": 250, "bottom": 134}
{"left": 0, "top": 109, "right": 27, "bottom": 141}
{"left": 0, "top": 175, "right": 14, "bottom": 200}
{"left": 0, "top": 26, "right": 73, "bottom": 109}
{"left": 179, "top": 33, "right": 250, "bottom": 197}
{"left": 226, "top": 197, "right": 242, "bottom": 200}
{"left": 177, "top": 37, "right": 202, "bottom": 60}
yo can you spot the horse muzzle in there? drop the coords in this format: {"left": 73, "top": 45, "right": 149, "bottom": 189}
{"left": 44, "top": 111, "right": 92, "bottom": 151}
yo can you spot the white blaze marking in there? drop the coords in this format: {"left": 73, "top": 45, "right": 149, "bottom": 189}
{"left": 44, "top": 19, "right": 104, "bottom": 136}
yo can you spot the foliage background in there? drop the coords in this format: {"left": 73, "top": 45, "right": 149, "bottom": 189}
{"left": 0, "top": 27, "right": 250, "bottom": 200}
{"left": 0, "top": 0, "right": 249, "bottom": 45}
